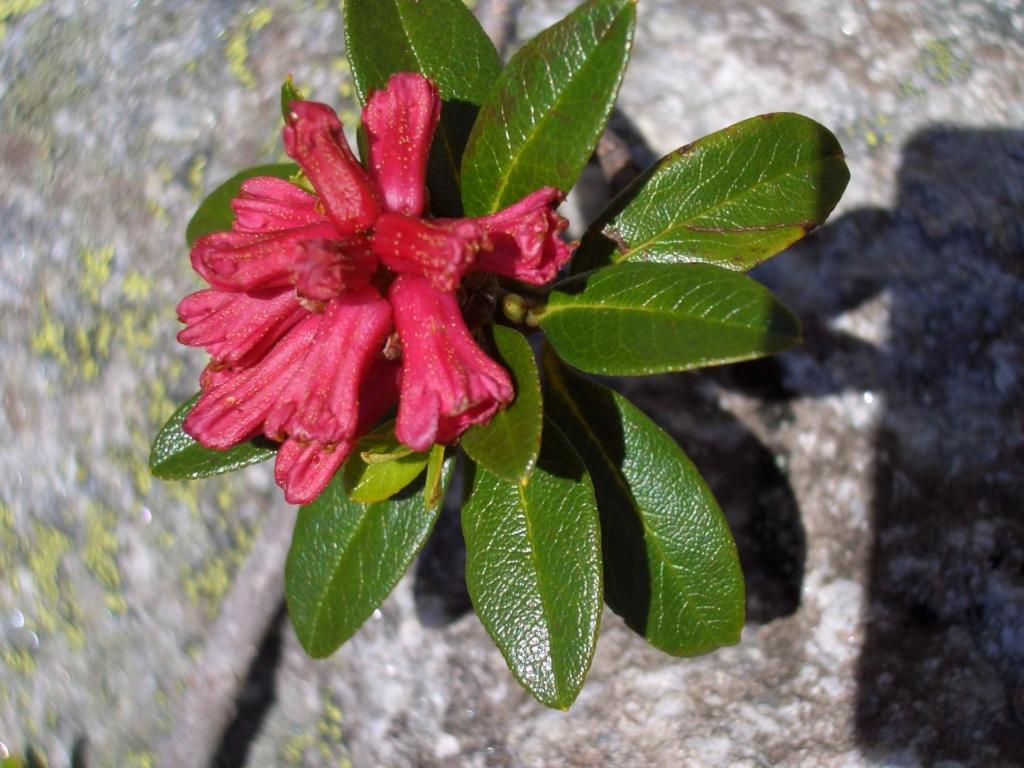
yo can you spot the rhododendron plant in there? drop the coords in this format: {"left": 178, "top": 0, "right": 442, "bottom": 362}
{"left": 179, "top": 72, "right": 567, "bottom": 504}
{"left": 151, "top": 0, "right": 849, "bottom": 709}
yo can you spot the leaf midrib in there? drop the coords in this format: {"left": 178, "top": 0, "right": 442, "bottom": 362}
{"left": 306, "top": 501, "right": 377, "bottom": 652}
{"left": 516, "top": 475, "right": 564, "bottom": 703}
{"left": 612, "top": 148, "right": 845, "bottom": 262}
{"left": 546, "top": 364, "right": 697, "bottom": 632}
{"left": 543, "top": 295, "right": 792, "bottom": 337}
{"left": 478, "top": 1, "right": 633, "bottom": 212}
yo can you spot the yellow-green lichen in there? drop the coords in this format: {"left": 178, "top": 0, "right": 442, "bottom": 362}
{"left": 183, "top": 556, "right": 230, "bottom": 618}
{"left": 24, "top": 522, "right": 84, "bottom": 647}
{"left": 82, "top": 504, "right": 126, "bottom": 614}
{"left": 145, "top": 199, "right": 170, "bottom": 225}
{"left": 280, "top": 694, "right": 351, "bottom": 766}
{"left": 0, "top": 0, "right": 46, "bottom": 40}
{"left": 123, "top": 750, "right": 155, "bottom": 768}
{"left": 122, "top": 271, "right": 153, "bottom": 303}
{"left": 1, "top": 500, "right": 18, "bottom": 590}
{"left": 226, "top": 8, "right": 274, "bottom": 89}
{"left": 920, "top": 39, "right": 970, "bottom": 85}
{"left": 31, "top": 294, "right": 70, "bottom": 370}
{"left": 27, "top": 523, "right": 69, "bottom": 607}
{"left": 843, "top": 114, "right": 894, "bottom": 153}
{"left": 182, "top": 500, "right": 256, "bottom": 618}
{"left": 281, "top": 731, "right": 315, "bottom": 764}
{"left": 1, "top": 646, "right": 36, "bottom": 677}
{"left": 79, "top": 246, "right": 114, "bottom": 305}
{"left": 118, "top": 308, "right": 157, "bottom": 360}
{"left": 187, "top": 155, "right": 207, "bottom": 199}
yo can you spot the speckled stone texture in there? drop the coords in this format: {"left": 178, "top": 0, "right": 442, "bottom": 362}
{"left": 1, "top": 1, "right": 1022, "bottom": 767}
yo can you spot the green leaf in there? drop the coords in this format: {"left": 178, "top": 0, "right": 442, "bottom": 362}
{"left": 574, "top": 113, "right": 850, "bottom": 272}
{"left": 286, "top": 459, "right": 452, "bottom": 657}
{"left": 543, "top": 347, "right": 745, "bottom": 654}
{"left": 461, "top": 325, "right": 542, "bottom": 482}
{"left": 423, "top": 444, "right": 447, "bottom": 512}
{"left": 461, "top": 419, "right": 602, "bottom": 709}
{"left": 280, "top": 74, "right": 304, "bottom": 121}
{"left": 185, "top": 163, "right": 299, "bottom": 247}
{"left": 538, "top": 262, "right": 800, "bottom": 375}
{"left": 149, "top": 394, "right": 276, "bottom": 480}
{"left": 344, "top": 0, "right": 501, "bottom": 216}
{"left": 461, "top": 0, "right": 636, "bottom": 215}
{"left": 343, "top": 425, "right": 429, "bottom": 503}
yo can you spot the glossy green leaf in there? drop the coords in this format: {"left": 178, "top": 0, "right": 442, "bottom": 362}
{"left": 461, "top": 419, "right": 602, "bottom": 709}
{"left": 185, "top": 163, "right": 298, "bottom": 247}
{"left": 286, "top": 459, "right": 453, "bottom": 657}
{"left": 461, "top": 0, "right": 636, "bottom": 215}
{"left": 423, "top": 444, "right": 447, "bottom": 512}
{"left": 344, "top": 0, "right": 501, "bottom": 216}
{"left": 149, "top": 394, "right": 276, "bottom": 480}
{"left": 543, "top": 347, "right": 745, "bottom": 654}
{"left": 574, "top": 113, "right": 850, "bottom": 273}
{"left": 461, "top": 325, "right": 542, "bottom": 482}
{"left": 538, "top": 262, "right": 800, "bottom": 375}
{"left": 343, "top": 425, "right": 429, "bottom": 503}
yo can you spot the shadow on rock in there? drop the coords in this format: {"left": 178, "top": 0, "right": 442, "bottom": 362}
{"left": 757, "top": 126, "right": 1024, "bottom": 764}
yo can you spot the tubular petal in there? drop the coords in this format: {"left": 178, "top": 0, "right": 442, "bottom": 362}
{"left": 293, "top": 237, "right": 377, "bottom": 300}
{"left": 184, "top": 314, "right": 321, "bottom": 450}
{"left": 466, "top": 187, "right": 573, "bottom": 284}
{"left": 274, "top": 438, "right": 353, "bottom": 506}
{"left": 372, "top": 213, "right": 483, "bottom": 292}
{"left": 231, "top": 177, "right": 326, "bottom": 233}
{"left": 273, "top": 361, "right": 400, "bottom": 505}
{"left": 191, "top": 222, "right": 339, "bottom": 291}
{"left": 263, "top": 289, "right": 393, "bottom": 445}
{"left": 389, "top": 275, "right": 513, "bottom": 451}
{"left": 177, "top": 287, "right": 307, "bottom": 367}
{"left": 363, "top": 73, "right": 441, "bottom": 217}
{"left": 284, "top": 100, "right": 380, "bottom": 234}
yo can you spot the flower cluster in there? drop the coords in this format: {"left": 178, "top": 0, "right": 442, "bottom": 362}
{"left": 177, "top": 73, "right": 572, "bottom": 504}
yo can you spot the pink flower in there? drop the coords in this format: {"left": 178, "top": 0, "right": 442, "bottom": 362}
{"left": 389, "top": 275, "right": 514, "bottom": 451}
{"left": 178, "top": 72, "right": 573, "bottom": 504}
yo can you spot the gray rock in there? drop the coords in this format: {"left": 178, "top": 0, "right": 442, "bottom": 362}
{"left": 1, "top": 0, "right": 1022, "bottom": 767}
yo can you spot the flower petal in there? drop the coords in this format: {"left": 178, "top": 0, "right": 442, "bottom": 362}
{"left": 273, "top": 360, "right": 400, "bottom": 505}
{"left": 283, "top": 101, "right": 380, "bottom": 234}
{"left": 274, "top": 438, "right": 353, "bottom": 506}
{"left": 263, "top": 288, "right": 393, "bottom": 445}
{"left": 177, "top": 287, "right": 307, "bottom": 367}
{"left": 293, "top": 237, "right": 377, "bottom": 301}
{"left": 231, "top": 177, "right": 326, "bottom": 233}
{"left": 363, "top": 73, "right": 441, "bottom": 217}
{"left": 191, "top": 221, "right": 339, "bottom": 291}
{"left": 372, "top": 213, "right": 483, "bottom": 292}
{"left": 389, "top": 275, "right": 513, "bottom": 451}
{"left": 467, "top": 187, "right": 572, "bottom": 284}
{"left": 184, "top": 314, "right": 321, "bottom": 450}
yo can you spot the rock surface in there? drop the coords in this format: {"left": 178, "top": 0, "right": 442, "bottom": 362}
{"left": 1, "top": 1, "right": 1022, "bottom": 767}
